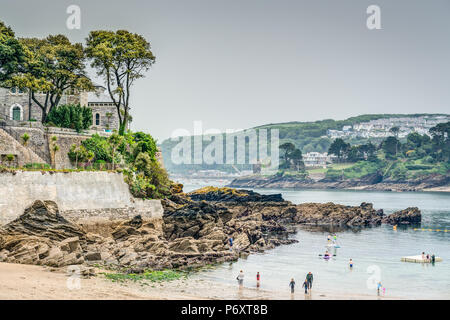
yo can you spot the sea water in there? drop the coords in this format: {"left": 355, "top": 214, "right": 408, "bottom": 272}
{"left": 183, "top": 184, "right": 450, "bottom": 299}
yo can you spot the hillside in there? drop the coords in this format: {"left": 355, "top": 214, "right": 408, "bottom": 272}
{"left": 160, "top": 113, "right": 449, "bottom": 174}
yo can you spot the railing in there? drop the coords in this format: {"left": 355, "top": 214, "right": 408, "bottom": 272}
{"left": 0, "top": 124, "right": 50, "bottom": 163}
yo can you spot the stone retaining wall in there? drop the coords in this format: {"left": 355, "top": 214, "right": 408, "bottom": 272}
{"left": 0, "top": 171, "right": 163, "bottom": 225}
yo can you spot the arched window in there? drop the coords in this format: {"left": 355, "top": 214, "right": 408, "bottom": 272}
{"left": 95, "top": 113, "right": 100, "bottom": 126}
{"left": 10, "top": 104, "right": 23, "bottom": 121}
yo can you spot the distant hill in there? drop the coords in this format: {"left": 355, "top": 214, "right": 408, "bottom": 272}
{"left": 160, "top": 113, "right": 449, "bottom": 174}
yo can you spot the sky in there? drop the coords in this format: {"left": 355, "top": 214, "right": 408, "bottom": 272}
{"left": 1, "top": 0, "right": 450, "bottom": 141}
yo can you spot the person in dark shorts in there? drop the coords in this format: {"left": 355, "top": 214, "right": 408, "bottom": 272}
{"left": 306, "top": 272, "right": 313, "bottom": 289}
{"left": 302, "top": 279, "right": 309, "bottom": 294}
{"left": 289, "top": 278, "right": 296, "bottom": 293}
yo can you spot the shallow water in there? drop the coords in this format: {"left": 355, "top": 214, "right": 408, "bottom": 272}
{"left": 183, "top": 183, "right": 450, "bottom": 299}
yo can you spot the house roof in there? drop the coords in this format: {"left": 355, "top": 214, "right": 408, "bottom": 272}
{"left": 87, "top": 91, "right": 115, "bottom": 104}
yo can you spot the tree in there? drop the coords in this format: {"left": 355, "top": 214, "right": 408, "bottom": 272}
{"left": 279, "top": 142, "right": 295, "bottom": 163}
{"left": 108, "top": 133, "right": 123, "bottom": 169}
{"left": 10, "top": 35, "right": 93, "bottom": 123}
{"left": 328, "top": 138, "right": 350, "bottom": 162}
{"left": 429, "top": 122, "right": 450, "bottom": 162}
{"left": 86, "top": 30, "right": 156, "bottom": 135}
{"left": 382, "top": 136, "right": 400, "bottom": 159}
{"left": 0, "top": 21, "right": 26, "bottom": 83}
{"left": 389, "top": 126, "right": 400, "bottom": 138}
{"left": 289, "top": 149, "right": 304, "bottom": 171}
{"left": 50, "top": 136, "right": 60, "bottom": 168}
{"left": 389, "top": 126, "right": 400, "bottom": 154}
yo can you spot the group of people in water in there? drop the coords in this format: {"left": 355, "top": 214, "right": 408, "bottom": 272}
{"left": 422, "top": 252, "right": 436, "bottom": 263}
{"left": 236, "top": 270, "right": 314, "bottom": 295}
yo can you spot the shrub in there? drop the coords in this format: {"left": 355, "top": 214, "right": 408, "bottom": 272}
{"left": 46, "top": 104, "right": 93, "bottom": 132}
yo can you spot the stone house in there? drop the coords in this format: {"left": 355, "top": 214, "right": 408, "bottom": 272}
{"left": 0, "top": 84, "right": 120, "bottom": 132}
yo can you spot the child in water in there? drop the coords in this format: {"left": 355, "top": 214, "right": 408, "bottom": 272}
{"left": 256, "top": 272, "right": 260, "bottom": 288}
{"left": 302, "top": 279, "right": 309, "bottom": 294}
{"left": 289, "top": 278, "right": 296, "bottom": 293}
{"left": 349, "top": 259, "right": 353, "bottom": 268}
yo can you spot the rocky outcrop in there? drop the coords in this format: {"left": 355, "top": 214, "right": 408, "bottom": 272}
{"left": 292, "top": 202, "right": 385, "bottom": 227}
{"left": 228, "top": 173, "right": 450, "bottom": 192}
{"left": 4, "top": 200, "right": 85, "bottom": 241}
{"left": 382, "top": 207, "right": 421, "bottom": 225}
{"left": 0, "top": 188, "right": 423, "bottom": 272}
{"left": 187, "top": 187, "right": 284, "bottom": 203}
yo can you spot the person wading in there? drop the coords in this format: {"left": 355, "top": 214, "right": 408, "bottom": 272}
{"left": 306, "top": 272, "right": 314, "bottom": 290}
{"left": 302, "top": 279, "right": 309, "bottom": 294}
{"left": 236, "top": 270, "right": 244, "bottom": 287}
{"left": 289, "top": 278, "right": 296, "bottom": 294}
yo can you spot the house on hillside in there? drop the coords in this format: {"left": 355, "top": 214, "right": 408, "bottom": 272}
{"left": 0, "top": 84, "right": 121, "bottom": 132}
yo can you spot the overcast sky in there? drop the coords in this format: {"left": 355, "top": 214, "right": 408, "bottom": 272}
{"left": 2, "top": 0, "right": 450, "bottom": 141}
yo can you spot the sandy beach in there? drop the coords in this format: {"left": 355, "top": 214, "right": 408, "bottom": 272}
{"left": 0, "top": 262, "right": 399, "bottom": 300}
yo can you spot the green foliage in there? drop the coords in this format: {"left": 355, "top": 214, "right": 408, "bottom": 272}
{"left": 67, "top": 131, "right": 170, "bottom": 199}
{"left": 86, "top": 30, "right": 156, "bottom": 135}
{"left": 81, "top": 134, "right": 114, "bottom": 163}
{"left": 23, "top": 163, "right": 51, "bottom": 170}
{"left": 9, "top": 35, "right": 93, "bottom": 122}
{"left": 103, "top": 270, "right": 185, "bottom": 283}
{"left": 0, "top": 20, "right": 26, "bottom": 83}
{"left": 46, "top": 104, "right": 93, "bottom": 132}
{"left": 21, "top": 133, "right": 30, "bottom": 145}
{"left": 381, "top": 136, "right": 400, "bottom": 159}
{"left": 326, "top": 160, "right": 383, "bottom": 180}
{"left": 126, "top": 152, "right": 171, "bottom": 199}
{"left": 328, "top": 138, "right": 350, "bottom": 160}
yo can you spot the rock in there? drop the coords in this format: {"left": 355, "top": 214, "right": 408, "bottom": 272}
{"left": 169, "top": 238, "right": 199, "bottom": 254}
{"left": 66, "top": 265, "right": 95, "bottom": 278}
{"left": 59, "top": 237, "right": 81, "bottom": 253}
{"left": 4, "top": 200, "right": 85, "bottom": 241}
{"left": 0, "top": 249, "right": 10, "bottom": 262}
{"left": 85, "top": 252, "right": 102, "bottom": 261}
{"left": 188, "top": 187, "right": 284, "bottom": 203}
{"left": 382, "top": 207, "right": 421, "bottom": 225}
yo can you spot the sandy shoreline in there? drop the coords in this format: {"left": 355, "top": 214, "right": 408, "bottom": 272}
{"left": 0, "top": 262, "right": 400, "bottom": 300}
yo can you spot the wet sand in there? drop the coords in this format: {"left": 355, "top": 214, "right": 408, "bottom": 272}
{"left": 0, "top": 262, "right": 399, "bottom": 300}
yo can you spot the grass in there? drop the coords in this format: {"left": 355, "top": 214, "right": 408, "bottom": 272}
{"left": 102, "top": 269, "right": 187, "bottom": 283}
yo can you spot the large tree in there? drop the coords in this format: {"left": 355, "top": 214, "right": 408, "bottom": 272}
{"left": 86, "top": 30, "right": 156, "bottom": 135}
{"left": 0, "top": 21, "right": 26, "bottom": 83}
{"left": 328, "top": 138, "right": 350, "bottom": 161}
{"left": 9, "top": 35, "right": 92, "bottom": 122}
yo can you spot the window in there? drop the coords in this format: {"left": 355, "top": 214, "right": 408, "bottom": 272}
{"left": 11, "top": 105, "right": 22, "bottom": 121}
{"left": 10, "top": 87, "right": 17, "bottom": 94}
{"left": 95, "top": 113, "right": 100, "bottom": 126}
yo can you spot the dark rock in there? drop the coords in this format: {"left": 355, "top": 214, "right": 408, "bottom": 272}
{"left": 382, "top": 207, "right": 421, "bottom": 225}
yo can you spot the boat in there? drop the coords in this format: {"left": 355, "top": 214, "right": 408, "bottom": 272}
{"left": 401, "top": 255, "right": 442, "bottom": 263}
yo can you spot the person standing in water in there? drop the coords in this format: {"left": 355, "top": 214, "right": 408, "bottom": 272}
{"left": 349, "top": 259, "right": 354, "bottom": 269}
{"left": 431, "top": 254, "right": 436, "bottom": 264}
{"left": 302, "top": 279, "right": 309, "bottom": 294}
{"left": 236, "top": 270, "right": 244, "bottom": 287}
{"left": 377, "top": 282, "right": 383, "bottom": 296}
{"left": 228, "top": 237, "right": 233, "bottom": 251}
{"left": 256, "top": 272, "right": 261, "bottom": 288}
{"left": 289, "top": 278, "right": 296, "bottom": 294}
{"left": 306, "top": 272, "right": 314, "bottom": 290}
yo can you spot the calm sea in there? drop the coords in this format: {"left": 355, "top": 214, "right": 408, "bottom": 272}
{"left": 182, "top": 182, "right": 450, "bottom": 299}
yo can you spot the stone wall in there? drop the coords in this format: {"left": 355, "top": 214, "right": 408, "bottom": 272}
{"left": 0, "top": 171, "right": 164, "bottom": 225}
{"left": 0, "top": 129, "right": 46, "bottom": 166}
